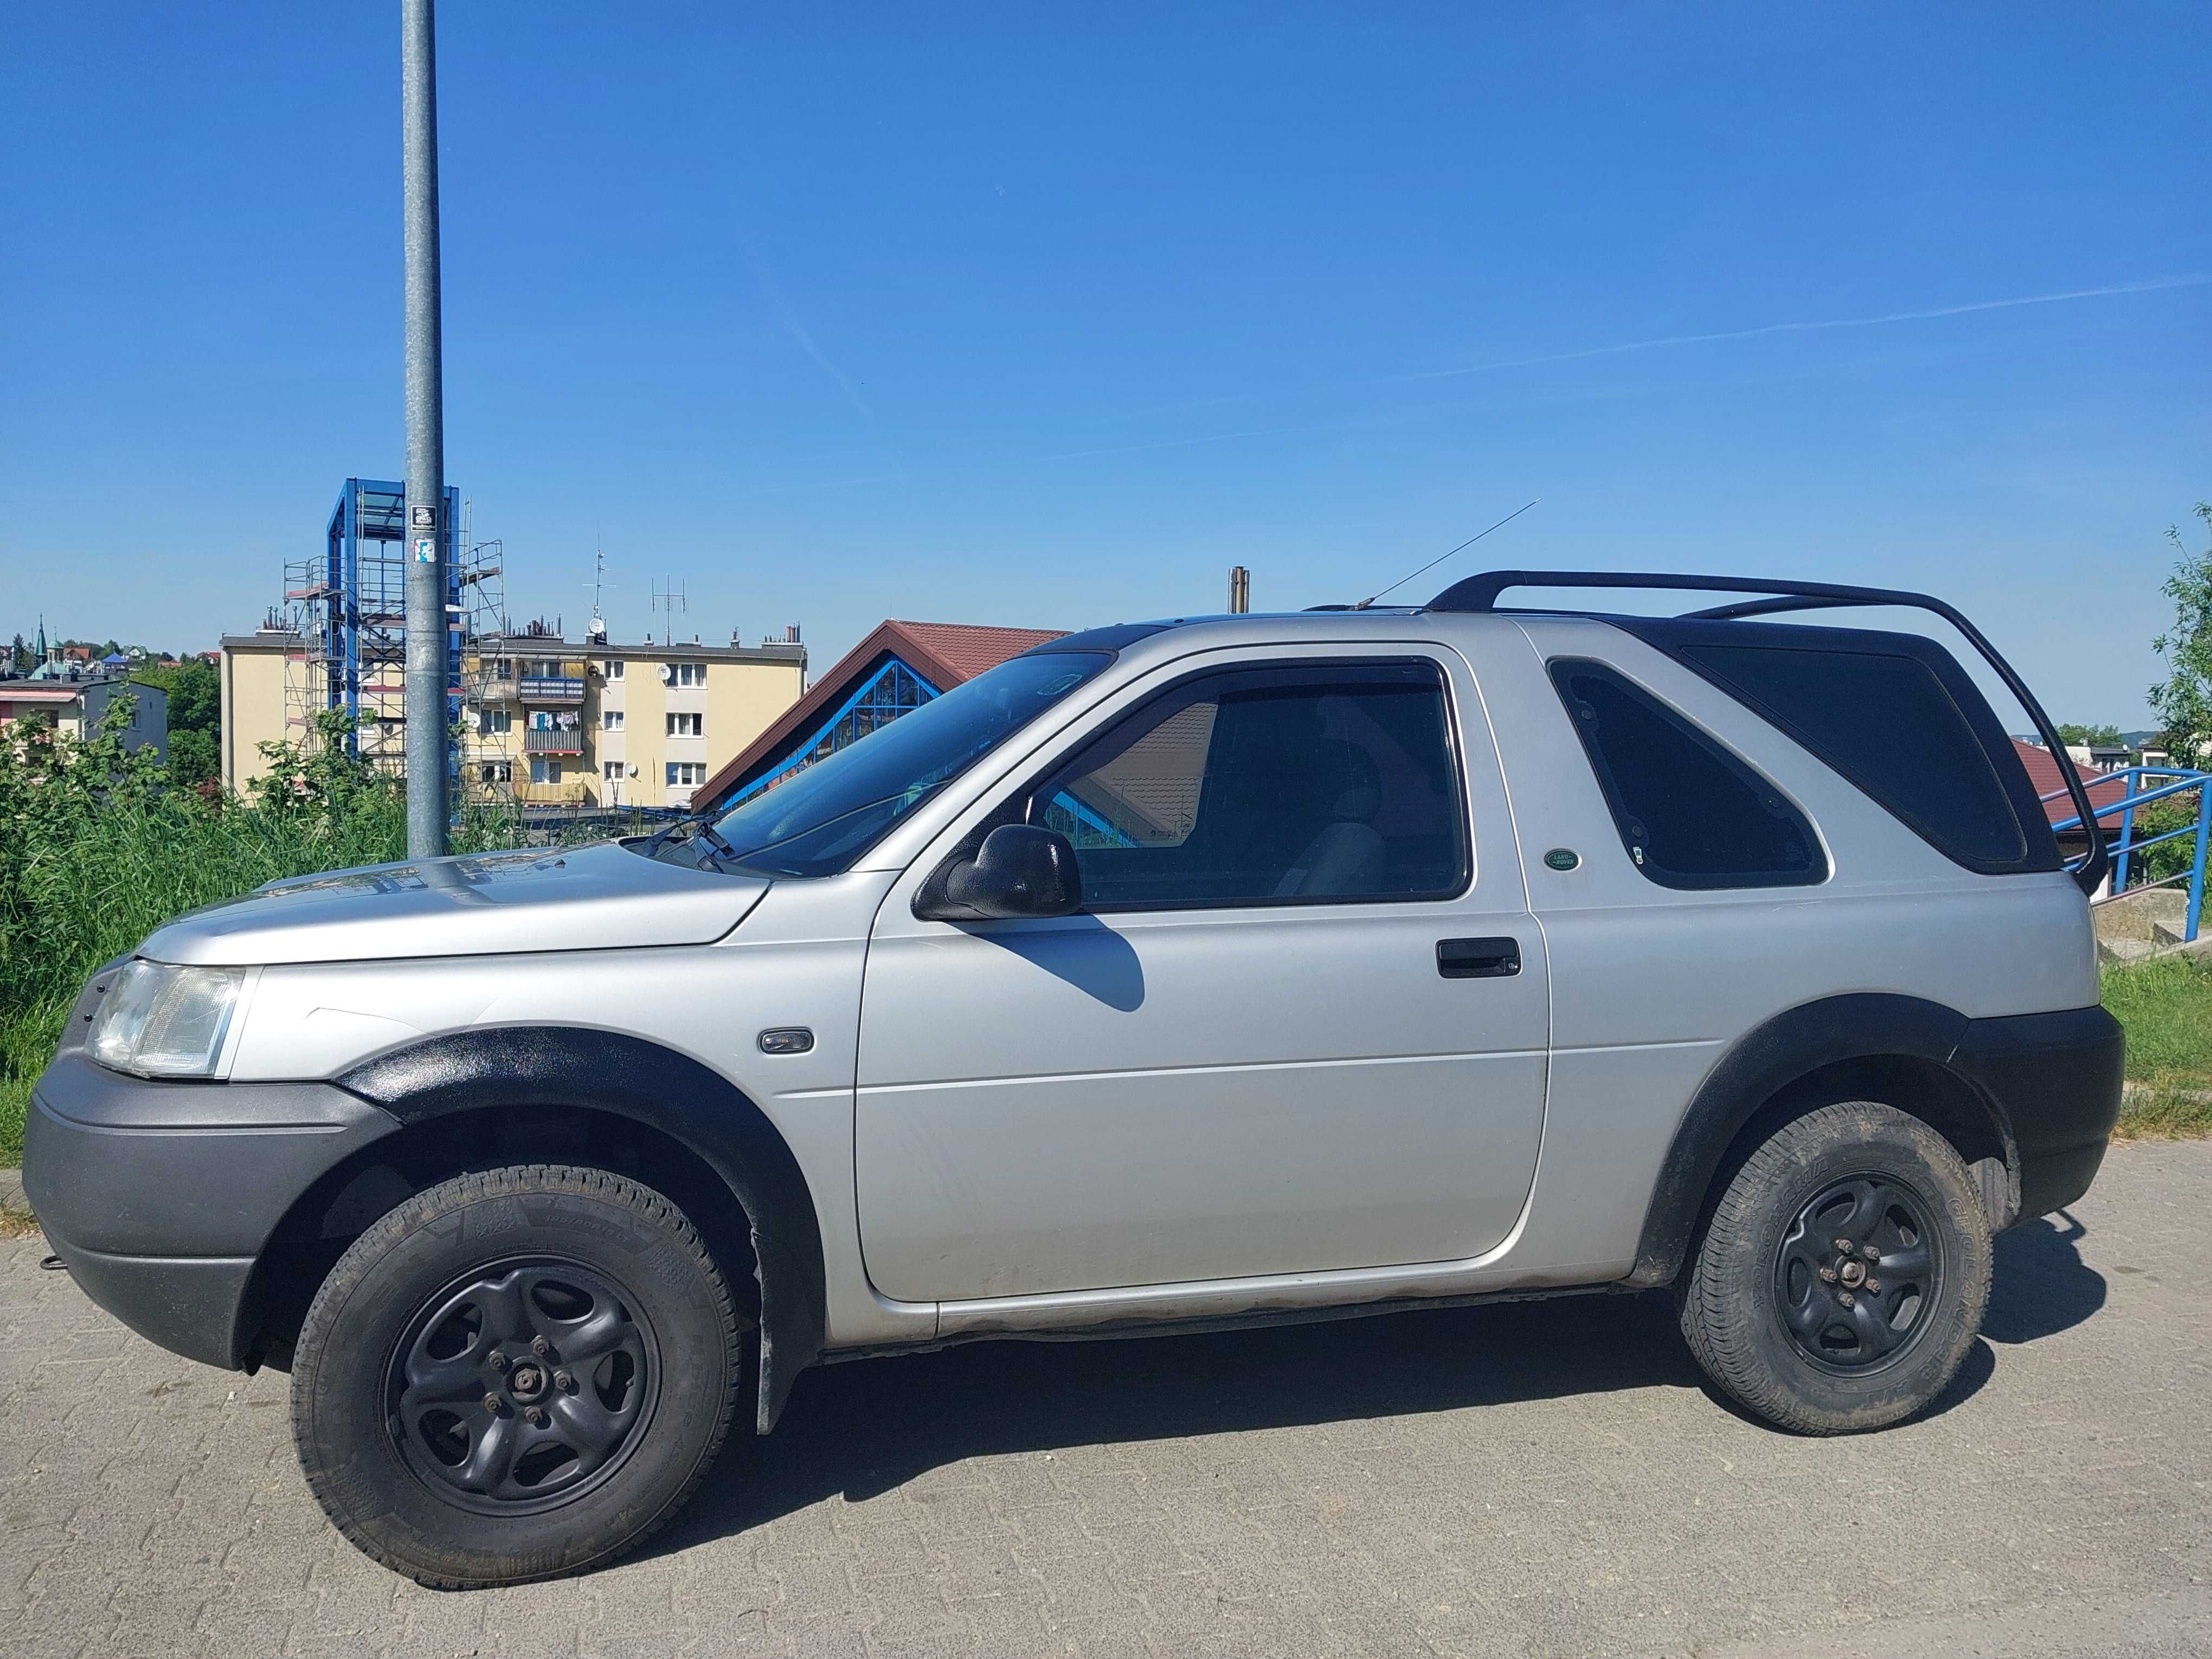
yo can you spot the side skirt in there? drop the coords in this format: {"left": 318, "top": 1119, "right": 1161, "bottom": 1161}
{"left": 817, "top": 1277, "right": 1634, "bottom": 1365}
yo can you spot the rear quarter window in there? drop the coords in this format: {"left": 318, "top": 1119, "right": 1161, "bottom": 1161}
{"left": 1549, "top": 659, "right": 1827, "bottom": 891}
{"left": 1670, "top": 640, "right": 2055, "bottom": 874}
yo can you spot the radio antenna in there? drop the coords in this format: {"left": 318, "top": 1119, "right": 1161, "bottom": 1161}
{"left": 1353, "top": 498, "right": 1540, "bottom": 610}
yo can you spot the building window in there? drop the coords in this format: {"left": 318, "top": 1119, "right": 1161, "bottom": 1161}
{"left": 607, "top": 659, "right": 625, "bottom": 680}
{"left": 666, "top": 712, "right": 703, "bottom": 737}
{"left": 601, "top": 709, "right": 624, "bottom": 731}
{"left": 666, "top": 762, "right": 705, "bottom": 787}
{"left": 664, "top": 662, "right": 704, "bottom": 687}
{"left": 602, "top": 761, "right": 624, "bottom": 781}
{"left": 478, "top": 708, "right": 512, "bottom": 735}
{"left": 531, "top": 758, "right": 562, "bottom": 785}
{"left": 478, "top": 761, "right": 511, "bottom": 785}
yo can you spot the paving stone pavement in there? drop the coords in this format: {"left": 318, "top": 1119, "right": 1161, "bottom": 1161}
{"left": 2, "top": 1140, "right": 2208, "bottom": 1659}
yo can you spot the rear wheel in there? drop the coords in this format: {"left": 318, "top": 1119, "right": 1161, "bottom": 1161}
{"left": 291, "top": 1164, "right": 748, "bottom": 1587}
{"left": 1678, "top": 1101, "right": 1991, "bottom": 1434}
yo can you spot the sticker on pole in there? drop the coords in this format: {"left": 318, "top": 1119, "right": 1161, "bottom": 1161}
{"left": 410, "top": 504, "right": 436, "bottom": 530}
{"left": 414, "top": 537, "right": 436, "bottom": 563}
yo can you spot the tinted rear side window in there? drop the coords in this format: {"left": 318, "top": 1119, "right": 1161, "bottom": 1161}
{"left": 1551, "top": 660, "right": 1826, "bottom": 890}
{"left": 1674, "top": 642, "right": 2043, "bottom": 873}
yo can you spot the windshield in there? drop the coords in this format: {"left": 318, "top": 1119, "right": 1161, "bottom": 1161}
{"left": 701, "top": 650, "right": 1114, "bottom": 877}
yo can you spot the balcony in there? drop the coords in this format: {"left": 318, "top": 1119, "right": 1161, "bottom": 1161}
{"left": 519, "top": 676, "right": 587, "bottom": 705}
{"left": 523, "top": 727, "right": 584, "bottom": 755}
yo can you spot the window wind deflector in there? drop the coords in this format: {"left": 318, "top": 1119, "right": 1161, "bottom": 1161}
{"left": 1429, "top": 569, "right": 2106, "bottom": 896}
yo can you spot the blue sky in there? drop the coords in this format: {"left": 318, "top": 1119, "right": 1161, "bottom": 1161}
{"left": 3, "top": 3, "right": 2205, "bottom": 726}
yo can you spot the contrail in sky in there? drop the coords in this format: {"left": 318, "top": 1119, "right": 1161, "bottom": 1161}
{"left": 749, "top": 254, "right": 874, "bottom": 422}
{"left": 1385, "top": 272, "right": 2211, "bottom": 385}
{"left": 748, "top": 271, "right": 2205, "bottom": 486}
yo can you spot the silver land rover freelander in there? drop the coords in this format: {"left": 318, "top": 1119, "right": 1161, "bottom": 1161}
{"left": 25, "top": 570, "right": 2125, "bottom": 1587}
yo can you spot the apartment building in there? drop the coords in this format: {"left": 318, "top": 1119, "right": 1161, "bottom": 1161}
{"left": 222, "top": 626, "right": 806, "bottom": 811}
{"left": 0, "top": 674, "right": 168, "bottom": 760}
{"left": 466, "top": 633, "right": 805, "bottom": 809}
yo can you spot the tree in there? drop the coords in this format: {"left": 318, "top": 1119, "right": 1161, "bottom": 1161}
{"left": 2056, "top": 723, "right": 2124, "bottom": 749}
{"left": 2148, "top": 503, "right": 2212, "bottom": 769}
{"left": 168, "top": 727, "right": 218, "bottom": 785}
{"left": 7, "top": 634, "right": 27, "bottom": 674}
{"left": 133, "top": 658, "right": 221, "bottom": 786}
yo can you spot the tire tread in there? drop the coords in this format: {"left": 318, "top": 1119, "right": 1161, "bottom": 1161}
{"left": 1677, "top": 1101, "right": 1992, "bottom": 1436}
{"left": 290, "top": 1162, "right": 744, "bottom": 1590}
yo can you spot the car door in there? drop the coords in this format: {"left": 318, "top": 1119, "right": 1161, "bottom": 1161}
{"left": 854, "top": 642, "right": 1549, "bottom": 1305}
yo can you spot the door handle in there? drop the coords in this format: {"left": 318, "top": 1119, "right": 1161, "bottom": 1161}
{"left": 1436, "top": 936, "right": 1521, "bottom": 979}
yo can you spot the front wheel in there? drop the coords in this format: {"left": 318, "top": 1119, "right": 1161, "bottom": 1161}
{"left": 290, "top": 1165, "right": 748, "bottom": 1587}
{"left": 1678, "top": 1102, "right": 1991, "bottom": 1435}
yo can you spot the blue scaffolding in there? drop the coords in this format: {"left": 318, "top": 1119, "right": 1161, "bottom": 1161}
{"left": 288, "top": 478, "right": 461, "bottom": 770}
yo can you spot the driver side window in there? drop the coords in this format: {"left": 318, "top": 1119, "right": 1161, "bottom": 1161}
{"left": 1030, "top": 659, "right": 1467, "bottom": 910}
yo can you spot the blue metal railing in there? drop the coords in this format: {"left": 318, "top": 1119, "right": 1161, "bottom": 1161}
{"left": 2047, "top": 765, "right": 2212, "bottom": 944}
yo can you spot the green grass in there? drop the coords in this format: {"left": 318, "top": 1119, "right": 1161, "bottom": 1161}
{"left": 2103, "top": 953, "right": 2212, "bottom": 1138}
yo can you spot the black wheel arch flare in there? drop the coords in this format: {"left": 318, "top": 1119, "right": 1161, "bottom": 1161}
{"left": 336, "top": 1026, "right": 827, "bottom": 1435}
{"left": 1624, "top": 993, "right": 2023, "bottom": 1289}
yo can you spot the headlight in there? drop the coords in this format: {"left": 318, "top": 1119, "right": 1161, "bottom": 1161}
{"left": 87, "top": 960, "right": 245, "bottom": 1078}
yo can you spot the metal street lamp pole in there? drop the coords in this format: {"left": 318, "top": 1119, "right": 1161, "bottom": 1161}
{"left": 401, "top": 0, "right": 449, "bottom": 858}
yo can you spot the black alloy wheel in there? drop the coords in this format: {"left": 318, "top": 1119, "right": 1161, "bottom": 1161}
{"left": 1770, "top": 1175, "right": 1941, "bottom": 1374}
{"left": 387, "top": 1258, "right": 659, "bottom": 1514}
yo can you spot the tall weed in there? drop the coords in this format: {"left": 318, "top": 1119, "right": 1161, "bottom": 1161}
{"left": 0, "top": 700, "right": 526, "bottom": 1161}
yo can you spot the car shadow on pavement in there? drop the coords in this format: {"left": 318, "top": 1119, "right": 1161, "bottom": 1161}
{"left": 647, "top": 1288, "right": 1714, "bottom": 1559}
{"left": 1983, "top": 1208, "right": 2105, "bottom": 1344}
{"left": 647, "top": 1218, "right": 2108, "bottom": 1562}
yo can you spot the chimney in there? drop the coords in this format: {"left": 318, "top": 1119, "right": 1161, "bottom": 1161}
{"left": 1227, "top": 566, "right": 1250, "bottom": 614}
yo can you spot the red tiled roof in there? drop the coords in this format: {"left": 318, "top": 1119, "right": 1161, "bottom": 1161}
{"left": 697, "top": 619, "right": 1067, "bottom": 809}
{"left": 889, "top": 621, "right": 1069, "bottom": 685}
{"left": 2011, "top": 740, "right": 2130, "bottom": 830}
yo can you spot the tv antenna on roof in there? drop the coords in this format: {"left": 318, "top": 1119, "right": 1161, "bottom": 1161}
{"left": 584, "top": 545, "right": 615, "bottom": 639}
{"left": 651, "top": 576, "right": 688, "bottom": 631}
{"left": 1353, "top": 498, "right": 1541, "bottom": 609}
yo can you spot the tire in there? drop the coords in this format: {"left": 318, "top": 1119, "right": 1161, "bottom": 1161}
{"left": 290, "top": 1164, "right": 748, "bottom": 1588}
{"left": 1677, "top": 1101, "right": 1991, "bottom": 1435}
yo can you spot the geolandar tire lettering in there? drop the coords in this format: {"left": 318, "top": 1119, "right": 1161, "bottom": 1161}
{"left": 289, "top": 1165, "right": 749, "bottom": 1589}
{"left": 1676, "top": 1101, "right": 1993, "bottom": 1436}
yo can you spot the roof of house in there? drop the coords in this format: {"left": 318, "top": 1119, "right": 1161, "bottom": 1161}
{"left": 698, "top": 619, "right": 1066, "bottom": 809}
{"left": 2011, "top": 739, "right": 2131, "bottom": 831}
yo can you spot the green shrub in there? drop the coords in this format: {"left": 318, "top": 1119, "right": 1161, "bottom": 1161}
{"left": 0, "top": 699, "right": 525, "bottom": 1163}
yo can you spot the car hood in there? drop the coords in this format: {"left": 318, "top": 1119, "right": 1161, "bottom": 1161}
{"left": 138, "top": 842, "right": 770, "bottom": 967}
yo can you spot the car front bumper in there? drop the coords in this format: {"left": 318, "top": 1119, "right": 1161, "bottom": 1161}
{"left": 23, "top": 1048, "right": 400, "bottom": 1369}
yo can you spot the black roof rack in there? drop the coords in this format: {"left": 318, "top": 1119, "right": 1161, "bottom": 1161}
{"left": 1429, "top": 569, "right": 2108, "bottom": 897}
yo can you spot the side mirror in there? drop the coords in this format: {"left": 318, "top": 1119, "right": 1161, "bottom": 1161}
{"left": 916, "top": 824, "right": 1083, "bottom": 921}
